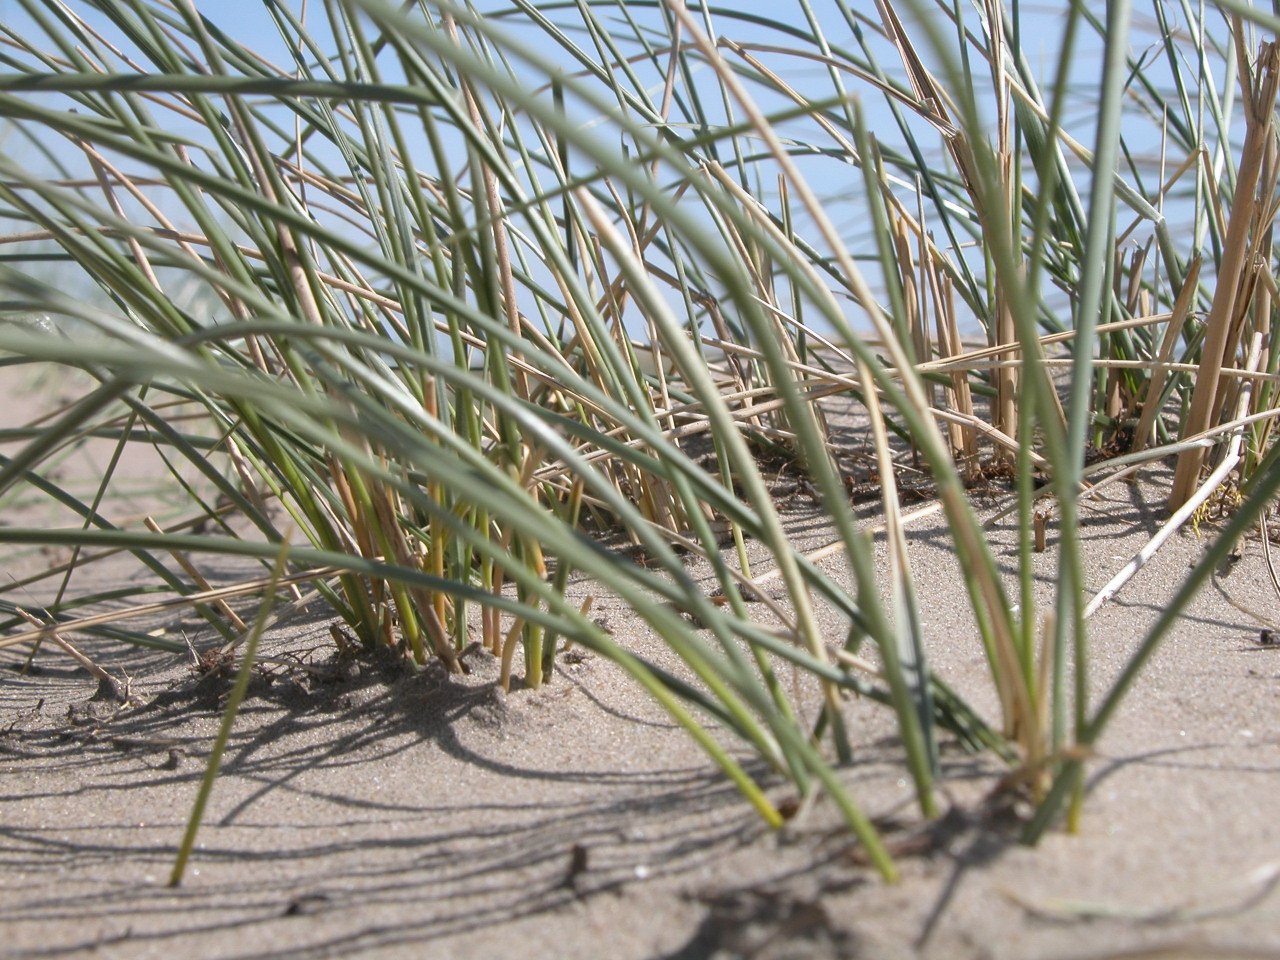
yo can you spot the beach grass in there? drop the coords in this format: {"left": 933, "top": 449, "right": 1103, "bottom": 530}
{"left": 2, "top": 0, "right": 1280, "bottom": 879}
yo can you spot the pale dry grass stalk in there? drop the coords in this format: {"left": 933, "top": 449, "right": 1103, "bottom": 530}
{"left": 1172, "top": 34, "right": 1280, "bottom": 508}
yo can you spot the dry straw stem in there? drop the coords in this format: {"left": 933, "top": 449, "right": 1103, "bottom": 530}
{"left": 0, "top": 565, "right": 342, "bottom": 652}
{"left": 12, "top": 606, "right": 119, "bottom": 691}
{"left": 1171, "top": 34, "right": 1280, "bottom": 509}
{"left": 1132, "top": 256, "right": 1202, "bottom": 453}
{"left": 1087, "top": 336, "right": 1263, "bottom": 619}
{"left": 871, "top": 0, "right": 1022, "bottom": 448}
{"left": 143, "top": 516, "right": 249, "bottom": 634}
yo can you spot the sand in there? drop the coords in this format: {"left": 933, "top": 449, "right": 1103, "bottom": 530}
{"left": 3, "top": 374, "right": 1280, "bottom": 960}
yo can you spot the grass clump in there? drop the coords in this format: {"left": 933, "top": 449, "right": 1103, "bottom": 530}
{"left": 2, "top": 0, "right": 1280, "bottom": 878}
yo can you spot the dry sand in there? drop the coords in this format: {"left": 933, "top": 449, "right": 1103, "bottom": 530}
{"left": 3, "top": 375, "right": 1280, "bottom": 960}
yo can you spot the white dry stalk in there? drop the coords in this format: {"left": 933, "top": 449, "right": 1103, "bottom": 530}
{"left": 1085, "top": 335, "right": 1264, "bottom": 619}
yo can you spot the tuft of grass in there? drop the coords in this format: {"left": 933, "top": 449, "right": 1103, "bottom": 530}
{"left": 1, "top": 0, "right": 1278, "bottom": 875}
